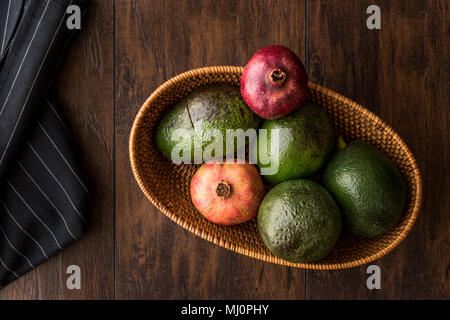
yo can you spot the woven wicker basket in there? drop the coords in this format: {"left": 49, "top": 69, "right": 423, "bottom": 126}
{"left": 129, "top": 66, "right": 422, "bottom": 270}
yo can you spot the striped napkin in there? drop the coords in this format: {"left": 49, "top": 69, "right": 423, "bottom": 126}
{"left": 0, "top": 0, "right": 89, "bottom": 288}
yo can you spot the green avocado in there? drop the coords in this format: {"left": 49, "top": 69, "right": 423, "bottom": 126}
{"left": 323, "top": 141, "right": 407, "bottom": 238}
{"left": 257, "top": 179, "right": 342, "bottom": 263}
{"left": 155, "top": 84, "right": 260, "bottom": 162}
{"left": 254, "top": 101, "right": 334, "bottom": 185}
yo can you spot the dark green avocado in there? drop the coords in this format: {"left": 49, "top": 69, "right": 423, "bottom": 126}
{"left": 254, "top": 101, "right": 335, "bottom": 185}
{"left": 257, "top": 179, "right": 342, "bottom": 263}
{"left": 323, "top": 141, "right": 407, "bottom": 238}
{"left": 155, "top": 84, "right": 260, "bottom": 162}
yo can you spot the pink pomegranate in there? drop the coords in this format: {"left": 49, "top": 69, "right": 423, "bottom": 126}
{"left": 190, "top": 162, "right": 265, "bottom": 226}
{"left": 240, "top": 45, "right": 308, "bottom": 119}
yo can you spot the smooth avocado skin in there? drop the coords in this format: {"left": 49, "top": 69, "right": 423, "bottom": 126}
{"left": 155, "top": 84, "right": 260, "bottom": 161}
{"left": 155, "top": 101, "right": 197, "bottom": 159}
{"left": 323, "top": 141, "right": 407, "bottom": 238}
{"left": 257, "top": 179, "right": 342, "bottom": 263}
{"left": 255, "top": 101, "right": 335, "bottom": 185}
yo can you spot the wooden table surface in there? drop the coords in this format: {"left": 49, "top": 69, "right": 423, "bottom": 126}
{"left": 0, "top": 0, "right": 448, "bottom": 300}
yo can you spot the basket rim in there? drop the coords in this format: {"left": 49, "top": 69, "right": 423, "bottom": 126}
{"left": 129, "top": 65, "right": 423, "bottom": 270}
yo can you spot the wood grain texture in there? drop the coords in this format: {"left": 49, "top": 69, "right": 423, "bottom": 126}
{"left": 306, "top": 0, "right": 449, "bottom": 299}
{"left": 0, "top": 0, "right": 448, "bottom": 300}
{"left": 0, "top": 0, "right": 115, "bottom": 299}
{"left": 115, "top": 0, "right": 306, "bottom": 299}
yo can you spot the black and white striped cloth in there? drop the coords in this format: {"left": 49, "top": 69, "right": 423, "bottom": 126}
{"left": 0, "top": 0, "right": 88, "bottom": 288}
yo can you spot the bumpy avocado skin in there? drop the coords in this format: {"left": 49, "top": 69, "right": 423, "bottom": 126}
{"left": 255, "top": 101, "right": 335, "bottom": 185}
{"left": 257, "top": 179, "right": 342, "bottom": 263}
{"left": 155, "top": 84, "right": 260, "bottom": 161}
{"left": 323, "top": 141, "right": 407, "bottom": 238}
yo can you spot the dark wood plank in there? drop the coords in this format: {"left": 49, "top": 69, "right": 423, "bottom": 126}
{"left": 306, "top": 0, "right": 449, "bottom": 299}
{"left": 2, "top": 0, "right": 445, "bottom": 300}
{"left": 0, "top": 0, "right": 115, "bottom": 299}
{"left": 115, "top": 0, "right": 307, "bottom": 299}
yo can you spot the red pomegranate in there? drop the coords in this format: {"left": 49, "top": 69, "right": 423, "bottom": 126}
{"left": 190, "top": 162, "right": 265, "bottom": 226}
{"left": 240, "top": 45, "right": 308, "bottom": 119}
